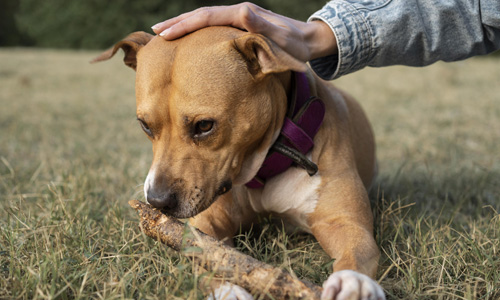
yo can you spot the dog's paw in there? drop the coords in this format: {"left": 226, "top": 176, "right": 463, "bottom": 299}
{"left": 321, "top": 270, "right": 385, "bottom": 300}
{"left": 207, "top": 282, "right": 254, "bottom": 300}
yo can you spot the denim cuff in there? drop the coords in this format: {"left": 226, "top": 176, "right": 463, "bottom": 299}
{"left": 308, "top": 1, "right": 374, "bottom": 80}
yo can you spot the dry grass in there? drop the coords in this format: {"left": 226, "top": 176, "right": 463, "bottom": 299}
{"left": 0, "top": 48, "right": 499, "bottom": 299}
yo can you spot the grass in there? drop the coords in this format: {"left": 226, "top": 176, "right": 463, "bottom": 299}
{"left": 0, "top": 47, "right": 499, "bottom": 299}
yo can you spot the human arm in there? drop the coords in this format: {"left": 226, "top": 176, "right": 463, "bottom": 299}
{"left": 310, "top": 0, "right": 500, "bottom": 79}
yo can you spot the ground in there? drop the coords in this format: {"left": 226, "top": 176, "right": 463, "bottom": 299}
{"left": 0, "top": 48, "right": 499, "bottom": 299}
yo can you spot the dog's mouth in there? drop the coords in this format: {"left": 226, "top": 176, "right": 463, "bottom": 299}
{"left": 158, "top": 180, "right": 232, "bottom": 219}
{"left": 159, "top": 208, "right": 196, "bottom": 219}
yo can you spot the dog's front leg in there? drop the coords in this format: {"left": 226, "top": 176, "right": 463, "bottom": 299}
{"left": 308, "top": 175, "right": 385, "bottom": 300}
{"left": 190, "top": 193, "right": 257, "bottom": 299}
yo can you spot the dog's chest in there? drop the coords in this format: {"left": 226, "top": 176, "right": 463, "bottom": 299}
{"left": 242, "top": 167, "right": 321, "bottom": 232}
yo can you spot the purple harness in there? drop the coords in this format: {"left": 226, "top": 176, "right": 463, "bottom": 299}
{"left": 245, "top": 72, "right": 326, "bottom": 189}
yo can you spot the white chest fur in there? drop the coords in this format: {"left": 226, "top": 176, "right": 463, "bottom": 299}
{"left": 238, "top": 167, "right": 321, "bottom": 232}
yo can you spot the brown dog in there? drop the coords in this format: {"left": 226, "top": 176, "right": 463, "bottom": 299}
{"left": 94, "top": 27, "right": 384, "bottom": 300}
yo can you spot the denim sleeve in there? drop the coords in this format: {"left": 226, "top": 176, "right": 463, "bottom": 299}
{"left": 308, "top": 0, "right": 500, "bottom": 80}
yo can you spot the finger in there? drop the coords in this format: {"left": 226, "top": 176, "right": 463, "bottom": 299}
{"left": 239, "top": 4, "right": 265, "bottom": 33}
{"left": 151, "top": 9, "right": 202, "bottom": 34}
{"left": 156, "top": 6, "right": 246, "bottom": 40}
{"left": 239, "top": 5, "right": 287, "bottom": 41}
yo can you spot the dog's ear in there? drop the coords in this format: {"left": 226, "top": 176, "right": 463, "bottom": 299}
{"left": 233, "top": 33, "right": 307, "bottom": 78}
{"left": 91, "top": 31, "right": 154, "bottom": 70}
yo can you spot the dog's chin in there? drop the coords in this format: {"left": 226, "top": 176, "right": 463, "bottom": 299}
{"left": 160, "top": 196, "right": 219, "bottom": 219}
{"left": 160, "top": 209, "right": 197, "bottom": 219}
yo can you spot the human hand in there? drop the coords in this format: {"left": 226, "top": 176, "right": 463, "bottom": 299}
{"left": 151, "top": 2, "right": 337, "bottom": 62}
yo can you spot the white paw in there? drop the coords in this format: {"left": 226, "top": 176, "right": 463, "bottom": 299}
{"left": 321, "top": 270, "right": 385, "bottom": 300}
{"left": 207, "top": 282, "right": 254, "bottom": 300}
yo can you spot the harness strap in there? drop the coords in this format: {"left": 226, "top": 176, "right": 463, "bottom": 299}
{"left": 281, "top": 118, "right": 314, "bottom": 154}
{"left": 245, "top": 72, "right": 325, "bottom": 189}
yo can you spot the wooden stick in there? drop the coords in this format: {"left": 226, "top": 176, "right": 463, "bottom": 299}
{"left": 129, "top": 200, "right": 323, "bottom": 299}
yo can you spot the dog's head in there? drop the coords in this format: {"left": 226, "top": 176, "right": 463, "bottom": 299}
{"left": 93, "top": 27, "right": 305, "bottom": 218}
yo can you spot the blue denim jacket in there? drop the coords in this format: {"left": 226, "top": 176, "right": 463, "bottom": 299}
{"left": 308, "top": 0, "right": 500, "bottom": 79}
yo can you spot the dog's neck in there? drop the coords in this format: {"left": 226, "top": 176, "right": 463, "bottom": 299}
{"left": 245, "top": 71, "right": 325, "bottom": 189}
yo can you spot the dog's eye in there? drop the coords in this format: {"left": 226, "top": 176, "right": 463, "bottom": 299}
{"left": 194, "top": 120, "right": 214, "bottom": 136}
{"left": 138, "top": 118, "right": 153, "bottom": 137}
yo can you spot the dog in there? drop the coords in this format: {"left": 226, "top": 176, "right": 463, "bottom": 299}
{"left": 93, "top": 26, "right": 384, "bottom": 300}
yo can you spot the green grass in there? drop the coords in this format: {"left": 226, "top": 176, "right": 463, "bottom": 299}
{"left": 0, "top": 48, "right": 499, "bottom": 299}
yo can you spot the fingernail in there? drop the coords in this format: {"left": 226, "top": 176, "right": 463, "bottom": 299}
{"left": 159, "top": 28, "right": 170, "bottom": 37}
{"left": 151, "top": 23, "right": 161, "bottom": 31}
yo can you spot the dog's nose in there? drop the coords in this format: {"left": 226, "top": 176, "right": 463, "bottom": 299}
{"left": 147, "top": 188, "right": 178, "bottom": 210}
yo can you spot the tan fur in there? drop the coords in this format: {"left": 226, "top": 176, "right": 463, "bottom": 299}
{"left": 94, "top": 26, "right": 379, "bottom": 281}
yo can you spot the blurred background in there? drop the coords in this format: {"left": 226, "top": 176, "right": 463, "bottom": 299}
{"left": 0, "top": 0, "right": 324, "bottom": 49}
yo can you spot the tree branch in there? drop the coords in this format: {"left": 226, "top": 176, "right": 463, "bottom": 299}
{"left": 129, "top": 200, "right": 322, "bottom": 299}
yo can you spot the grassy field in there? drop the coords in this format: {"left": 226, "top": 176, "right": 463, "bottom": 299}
{"left": 0, "top": 48, "right": 499, "bottom": 299}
